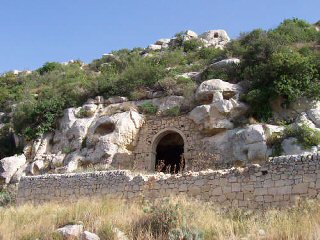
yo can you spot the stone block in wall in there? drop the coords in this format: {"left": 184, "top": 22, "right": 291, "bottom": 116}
{"left": 292, "top": 182, "right": 309, "bottom": 194}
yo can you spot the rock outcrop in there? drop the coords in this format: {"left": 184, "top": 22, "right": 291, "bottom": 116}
{"left": 56, "top": 224, "right": 84, "bottom": 239}
{"left": 21, "top": 99, "right": 145, "bottom": 174}
{"left": 199, "top": 30, "right": 230, "bottom": 48}
{"left": 189, "top": 79, "right": 247, "bottom": 133}
{"left": 149, "top": 29, "right": 231, "bottom": 50}
{"left": 0, "top": 154, "right": 26, "bottom": 186}
{"left": 202, "top": 124, "right": 268, "bottom": 165}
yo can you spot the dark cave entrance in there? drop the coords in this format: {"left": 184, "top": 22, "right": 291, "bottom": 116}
{"left": 155, "top": 132, "right": 185, "bottom": 174}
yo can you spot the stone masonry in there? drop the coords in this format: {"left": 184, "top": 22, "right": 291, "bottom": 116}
{"left": 17, "top": 153, "right": 320, "bottom": 209}
{"left": 132, "top": 116, "right": 204, "bottom": 171}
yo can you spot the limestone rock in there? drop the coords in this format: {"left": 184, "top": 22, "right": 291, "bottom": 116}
{"left": 0, "top": 112, "right": 5, "bottom": 122}
{"left": 10, "top": 163, "right": 28, "bottom": 184}
{"left": 264, "top": 124, "right": 284, "bottom": 140}
{"left": 29, "top": 159, "right": 45, "bottom": 175}
{"left": 82, "top": 104, "right": 98, "bottom": 117}
{"left": 271, "top": 97, "right": 320, "bottom": 121}
{"left": 113, "top": 227, "right": 129, "bottom": 240}
{"left": 210, "top": 58, "right": 240, "bottom": 68}
{"left": 177, "top": 72, "right": 201, "bottom": 82}
{"left": 152, "top": 95, "right": 185, "bottom": 112}
{"left": 148, "top": 44, "right": 162, "bottom": 51}
{"left": 105, "top": 96, "right": 128, "bottom": 105}
{"left": 56, "top": 224, "right": 83, "bottom": 239}
{"left": 290, "top": 98, "right": 320, "bottom": 114}
{"left": 155, "top": 38, "right": 171, "bottom": 45}
{"left": 185, "top": 30, "right": 198, "bottom": 39}
{"left": 307, "top": 108, "right": 320, "bottom": 127}
{"left": 281, "top": 137, "right": 317, "bottom": 155}
{"left": 195, "top": 79, "right": 240, "bottom": 103}
{"left": 189, "top": 80, "right": 247, "bottom": 133}
{"left": 32, "top": 133, "right": 53, "bottom": 161}
{"left": 59, "top": 108, "right": 77, "bottom": 130}
{"left": 82, "top": 231, "right": 100, "bottom": 240}
{"left": 199, "top": 30, "right": 230, "bottom": 48}
{"left": 295, "top": 112, "right": 316, "bottom": 129}
{"left": 202, "top": 125, "right": 268, "bottom": 164}
{"left": 233, "top": 125, "right": 267, "bottom": 163}
{"left": 84, "top": 110, "right": 144, "bottom": 165}
{"left": 188, "top": 105, "right": 211, "bottom": 125}
{"left": 0, "top": 154, "right": 26, "bottom": 185}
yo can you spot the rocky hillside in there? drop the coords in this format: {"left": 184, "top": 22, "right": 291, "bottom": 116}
{"left": 1, "top": 18, "right": 320, "bottom": 188}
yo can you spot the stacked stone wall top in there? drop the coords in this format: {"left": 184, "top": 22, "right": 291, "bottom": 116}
{"left": 17, "top": 153, "right": 320, "bottom": 209}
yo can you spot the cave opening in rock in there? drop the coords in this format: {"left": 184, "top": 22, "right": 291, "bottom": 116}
{"left": 155, "top": 132, "right": 184, "bottom": 174}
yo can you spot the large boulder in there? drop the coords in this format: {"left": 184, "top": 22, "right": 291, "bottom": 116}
{"left": 210, "top": 58, "right": 240, "bottom": 68}
{"left": 202, "top": 124, "right": 268, "bottom": 164}
{"left": 82, "top": 231, "right": 100, "bottom": 240}
{"left": 155, "top": 38, "right": 171, "bottom": 46}
{"left": 84, "top": 110, "right": 144, "bottom": 165}
{"left": 307, "top": 108, "right": 320, "bottom": 127}
{"left": 177, "top": 72, "right": 201, "bottom": 82}
{"left": 195, "top": 79, "right": 240, "bottom": 103}
{"left": 295, "top": 112, "right": 316, "bottom": 129}
{"left": 232, "top": 125, "right": 268, "bottom": 163}
{"left": 185, "top": 30, "right": 198, "bottom": 39}
{"left": 151, "top": 95, "right": 186, "bottom": 112}
{"left": 56, "top": 224, "right": 84, "bottom": 240}
{"left": 281, "top": 137, "right": 317, "bottom": 155}
{"left": 0, "top": 154, "right": 26, "bottom": 185}
{"left": 199, "top": 30, "right": 230, "bottom": 48}
{"left": 189, "top": 80, "right": 247, "bottom": 133}
{"left": 272, "top": 97, "right": 320, "bottom": 121}
{"left": 148, "top": 44, "right": 162, "bottom": 51}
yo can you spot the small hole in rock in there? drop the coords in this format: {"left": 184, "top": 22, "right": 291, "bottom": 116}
{"left": 94, "top": 122, "right": 115, "bottom": 135}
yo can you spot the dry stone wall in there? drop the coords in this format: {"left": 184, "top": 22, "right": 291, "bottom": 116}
{"left": 17, "top": 154, "right": 320, "bottom": 208}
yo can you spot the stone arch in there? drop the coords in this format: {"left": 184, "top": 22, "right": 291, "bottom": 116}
{"left": 150, "top": 127, "right": 187, "bottom": 173}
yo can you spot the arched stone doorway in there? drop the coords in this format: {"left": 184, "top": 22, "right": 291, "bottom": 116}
{"left": 151, "top": 128, "right": 186, "bottom": 174}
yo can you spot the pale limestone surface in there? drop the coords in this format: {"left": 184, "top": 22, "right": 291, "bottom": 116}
{"left": 0, "top": 154, "right": 26, "bottom": 184}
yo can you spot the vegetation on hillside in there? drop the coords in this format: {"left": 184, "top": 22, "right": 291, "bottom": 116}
{"left": 1, "top": 196, "right": 320, "bottom": 239}
{"left": 0, "top": 18, "right": 319, "bottom": 157}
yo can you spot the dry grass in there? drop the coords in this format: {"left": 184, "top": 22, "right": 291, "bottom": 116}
{"left": 1, "top": 197, "right": 320, "bottom": 239}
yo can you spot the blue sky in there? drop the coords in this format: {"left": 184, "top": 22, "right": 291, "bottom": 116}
{"left": 0, "top": 0, "right": 319, "bottom": 73}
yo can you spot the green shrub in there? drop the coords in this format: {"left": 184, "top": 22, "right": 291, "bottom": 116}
{"left": 37, "top": 62, "right": 61, "bottom": 75}
{"left": 137, "top": 199, "right": 182, "bottom": 237}
{"left": 268, "top": 123, "right": 320, "bottom": 156}
{"left": 183, "top": 39, "right": 203, "bottom": 52}
{"left": 134, "top": 198, "right": 202, "bottom": 239}
{"left": 75, "top": 108, "right": 91, "bottom": 118}
{"left": 162, "top": 106, "right": 180, "bottom": 117}
{"left": 158, "top": 76, "right": 196, "bottom": 99}
{"left": 226, "top": 18, "right": 320, "bottom": 121}
{"left": 285, "top": 124, "right": 320, "bottom": 149}
{"left": 0, "top": 190, "right": 12, "bottom": 207}
{"left": 13, "top": 97, "right": 65, "bottom": 140}
{"left": 138, "top": 102, "right": 158, "bottom": 115}
{"left": 169, "top": 227, "right": 204, "bottom": 240}
{"left": 62, "top": 146, "right": 73, "bottom": 154}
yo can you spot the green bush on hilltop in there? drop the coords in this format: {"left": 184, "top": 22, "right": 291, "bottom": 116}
{"left": 230, "top": 18, "right": 320, "bottom": 120}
